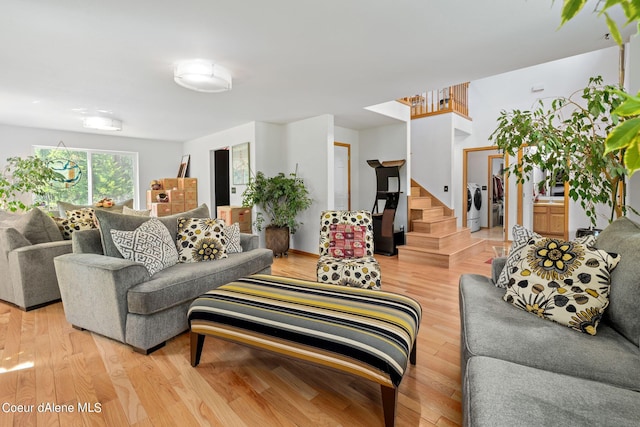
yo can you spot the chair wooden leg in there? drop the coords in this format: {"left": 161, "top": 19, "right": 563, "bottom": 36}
{"left": 190, "top": 332, "right": 205, "bottom": 367}
{"left": 380, "top": 385, "right": 398, "bottom": 427}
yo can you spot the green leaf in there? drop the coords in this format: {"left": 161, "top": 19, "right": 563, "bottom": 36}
{"left": 604, "top": 12, "right": 624, "bottom": 45}
{"left": 612, "top": 97, "right": 640, "bottom": 116}
{"left": 560, "top": 0, "right": 589, "bottom": 25}
{"left": 605, "top": 117, "right": 640, "bottom": 153}
{"left": 624, "top": 140, "right": 640, "bottom": 175}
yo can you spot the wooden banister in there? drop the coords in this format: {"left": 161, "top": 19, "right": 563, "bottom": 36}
{"left": 399, "top": 82, "right": 471, "bottom": 120}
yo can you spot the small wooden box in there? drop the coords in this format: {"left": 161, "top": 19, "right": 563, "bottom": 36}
{"left": 185, "top": 201, "right": 199, "bottom": 211}
{"left": 146, "top": 190, "right": 165, "bottom": 208}
{"left": 171, "top": 201, "right": 185, "bottom": 213}
{"left": 167, "top": 189, "right": 185, "bottom": 203}
{"left": 161, "top": 178, "right": 179, "bottom": 190}
{"left": 150, "top": 202, "right": 172, "bottom": 217}
{"left": 178, "top": 177, "right": 198, "bottom": 190}
{"left": 217, "top": 206, "right": 252, "bottom": 233}
{"left": 184, "top": 189, "right": 197, "bottom": 202}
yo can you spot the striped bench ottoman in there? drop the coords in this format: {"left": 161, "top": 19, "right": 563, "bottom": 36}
{"left": 188, "top": 274, "right": 422, "bottom": 427}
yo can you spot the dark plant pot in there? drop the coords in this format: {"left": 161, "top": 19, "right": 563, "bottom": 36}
{"left": 265, "top": 226, "right": 289, "bottom": 257}
{"left": 576, "top": 227, "right": 603, "bottom": 238}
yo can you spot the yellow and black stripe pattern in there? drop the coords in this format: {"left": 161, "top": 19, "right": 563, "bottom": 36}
{"left": 188, "top": 274, "right": 422, "bottom": 387}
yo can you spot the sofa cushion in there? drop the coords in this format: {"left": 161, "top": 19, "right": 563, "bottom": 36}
{"left": 503, "top": 236, "right": 620, "bottom": 335}
{"left": 176, "top": 218, "right": 227, "bottom": 263}
{"left": 95, "top": 204, "right": 210, "bottom": 258}
{"left": 0, "top": 208, "right": 63, "bottom": 244}
{"left": 464, "top": 356, "right": 640, "bottom": 427}
{"left": 111, "top": 218, "right": 179, "bottom": 276}
{"left": 459, "top": 274, "right": 640, "bottom": 391}
{"left": 57, "top": 199, "right": 133, "bottom": 218}
{"left": 126, "top": 249, "right": 275, "bottom": 315}
{"left": 595, "top": 217, "right": 640, "bottom": 347}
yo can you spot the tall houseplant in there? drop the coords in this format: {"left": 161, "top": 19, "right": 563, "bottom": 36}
{"left": 490, "top": 76, "right": 626, "bottom": 227}
{"left": 558, "top": 0, "right": 640, "bottom": 175}
{"left": 0, "top": 156, "right": 65, "bottom": 212}
{"left": 242, "top": 170, "right": 312, "bottom": 256}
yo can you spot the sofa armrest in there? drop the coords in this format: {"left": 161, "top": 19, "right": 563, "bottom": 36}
{"left": 491, "top": 256, "right": 507, "bottom": 283}
{"left": 240, "top": 233, "right": 259, "bottom": 251}
{"left": 54, "top": 253, "right": 150, "bottom": 343}
{"left": 9, "top": 240, "right": 73, "bottom": 309}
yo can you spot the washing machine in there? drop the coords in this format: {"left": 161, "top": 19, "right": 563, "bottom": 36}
{"left": 467, "top": 183, "right": 482, "bottom": 232}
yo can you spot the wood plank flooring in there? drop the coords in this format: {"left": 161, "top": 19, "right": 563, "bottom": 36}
{"left": 0, "top": 246, "right": 495, "bottom": 426}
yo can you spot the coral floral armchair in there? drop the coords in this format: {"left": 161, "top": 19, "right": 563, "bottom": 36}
{"left": 317, "top": 210, "right": 381, "bottom": 290}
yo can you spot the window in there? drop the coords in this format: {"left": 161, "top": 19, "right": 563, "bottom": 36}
{"left": 34, "top": 146, "right": 138, "bottom": 211}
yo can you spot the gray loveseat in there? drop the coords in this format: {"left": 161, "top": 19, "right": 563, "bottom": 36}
{"left": 459, "top": 217, "right": 640, "bottom": 426}
{"left": 54, "top": 205, "right": 274, "bottom": 353}
{"left": 0, "top": 208, "right": 72, "bottom": 310}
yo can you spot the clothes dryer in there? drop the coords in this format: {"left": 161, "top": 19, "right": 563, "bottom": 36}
{"left": 467, "top": 183, "right": 482, "bottom": 232}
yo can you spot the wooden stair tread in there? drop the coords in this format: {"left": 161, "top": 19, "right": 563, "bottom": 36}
{"left": 413, "top": 216, "right": 456, "bottom": 224}
{"left": 406, "top": 228, "right": 470, "bottom": 238}
{"left": 399, "top": 238, "right": 485, "bottom": 255}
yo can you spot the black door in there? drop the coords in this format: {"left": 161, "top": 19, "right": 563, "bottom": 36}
{"left": 214, "top": 149, "right": 230, "bottom": 213}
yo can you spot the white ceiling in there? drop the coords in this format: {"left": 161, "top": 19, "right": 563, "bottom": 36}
{"left": 0, "top": 0, "right": 634, "bottom": 143}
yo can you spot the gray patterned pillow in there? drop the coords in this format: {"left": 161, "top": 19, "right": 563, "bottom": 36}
{"left": 224, "top": 222, "right": 243, "bottom": 254}
{"left": 110, "top": 218, "right": 178, "bottom": 276}
{"left": 177, "top": 218, "right": 227, "bottom": 263}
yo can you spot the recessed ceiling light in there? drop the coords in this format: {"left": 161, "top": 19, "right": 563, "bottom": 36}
{"left": 174, "top": 59, "right": 232, "bottom": 93}
{"left": 83, "top": 116, "right": 122, "bottom": 131}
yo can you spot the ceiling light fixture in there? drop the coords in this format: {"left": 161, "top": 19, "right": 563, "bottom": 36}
{"left": 174, "top": 59, "right": 232, "bottom": 93}
{"left": 83, "top": 116, "right": 123, "bottom": 131}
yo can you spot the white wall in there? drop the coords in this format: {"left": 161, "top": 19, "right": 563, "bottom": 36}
{"left": 459, "top": 46, "right": 622, "bottom": 238}
{"left": 625, "top": 33, "right": 640, "bottom": 223}
{"left": 0, "top": 123, "right": 181, "bottom": 209}
{"left": 359, "top": 123, "right": 409, "bottom": 232}
{"left": 283, "top": 114, "right": 333, "bottom": 254}
{"left": 182, "top": 122, "right": 256, "bottom": 214}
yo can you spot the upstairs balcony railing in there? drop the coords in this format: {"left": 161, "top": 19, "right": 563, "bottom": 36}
{"left": 398, "top": 82, "right": 470, "bottom": 120}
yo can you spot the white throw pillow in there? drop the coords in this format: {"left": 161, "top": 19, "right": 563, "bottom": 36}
{"left": 110, "top": 218, "right": 178, "bottom": 276}
{"left": 224, "top": 222, "right": 243, "bottom": 254}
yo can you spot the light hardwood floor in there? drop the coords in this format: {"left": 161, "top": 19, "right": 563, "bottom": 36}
{"left": 0, "top": 246, "right": 495, "bottom": 426}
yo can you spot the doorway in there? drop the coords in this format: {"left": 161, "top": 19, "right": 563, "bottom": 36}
{"left": 210, "top": 148, "right": 230, "bottom": 214}
{"left": 463, "top": 146, "right": 507, "bottom": 242}
{"left": 334, "top": 142, "right": 351, "bottom": 210}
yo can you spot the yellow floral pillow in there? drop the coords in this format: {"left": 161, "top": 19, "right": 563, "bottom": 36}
{"left": 503, "top": 236, "right": 620, "bottom": 335}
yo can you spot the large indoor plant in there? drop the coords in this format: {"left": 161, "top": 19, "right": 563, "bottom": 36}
{"left": 0, "top": 156, "right": 65, "bottom": 212}
{"left": 242, "top": 170, "right": 312, "bottom": 256}
{"left": 490, "top": 76, "right": 627, "bottom": 227}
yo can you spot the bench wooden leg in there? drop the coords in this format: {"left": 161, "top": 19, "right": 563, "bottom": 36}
{"left": 410, "top": 340, "right": 417, "bottom": 365}
{"left": 380, "top": 385, "right": 397, "bottom": 427}
{"left": 190, "top": 332, "right": 205, "bottom": 367}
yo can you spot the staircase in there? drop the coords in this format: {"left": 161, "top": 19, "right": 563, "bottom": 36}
{"left": 397, "top": 180, "right": 485, "bottom": 267}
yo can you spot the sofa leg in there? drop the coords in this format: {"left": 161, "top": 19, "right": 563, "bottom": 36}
{"left": 191, "top": 332, "right": 205, "bottom": 367}
{"left": 132, "top": 341, "right": 166, "bottom": 355}
{"left": 410, "top": 341, "right": 417, "bottom": 365}
{"left": 380, "top": 385, "right": 397, "bottom": 427}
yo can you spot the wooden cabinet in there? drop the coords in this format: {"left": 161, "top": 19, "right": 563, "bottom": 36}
{"left": 533, "top": 203, "right": 566, "bottom": 239}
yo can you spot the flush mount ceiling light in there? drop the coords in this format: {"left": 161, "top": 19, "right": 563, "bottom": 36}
{"left": 174, "top": 59, "right": 232, "bottom": 93}
{"left": 83, "top": 116, "right": 122, "bottom": 131}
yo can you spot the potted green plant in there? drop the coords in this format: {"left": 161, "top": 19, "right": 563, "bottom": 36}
{"left": 490, "top": 76, "right": 627, "bottom": 227}
{"left": 0, "top": 156, "right": 65, "bottom": 212}
{"left": 242, "top": 170, "right": 312, "bottom": 256}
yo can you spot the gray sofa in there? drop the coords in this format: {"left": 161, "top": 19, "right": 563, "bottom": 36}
{"left": 54, "top": 206, "right": 274, "bottom": 353}
{"left": 459, "top": 217, "right": 640, "bottom": 427}
{"left": 0, "top": 208, "right": 72, "bottom": 310}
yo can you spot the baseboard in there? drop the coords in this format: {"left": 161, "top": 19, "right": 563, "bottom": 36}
{"left": 288, "top": 249, "right": 317, "bottom": 258}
